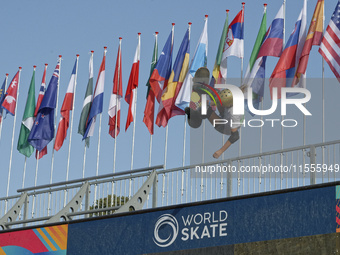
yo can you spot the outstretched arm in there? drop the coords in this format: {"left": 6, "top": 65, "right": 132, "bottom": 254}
{"left": 213, "top": 128, "right": 239, "bottom": 159}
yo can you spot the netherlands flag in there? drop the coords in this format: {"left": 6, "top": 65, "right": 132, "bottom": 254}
{"left": 83, "top": 47, "right": 106, "bottom": 140}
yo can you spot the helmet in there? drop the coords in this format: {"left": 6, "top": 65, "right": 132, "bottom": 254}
{"left": 219, "top": 89, "right": 233, "bottom": 108}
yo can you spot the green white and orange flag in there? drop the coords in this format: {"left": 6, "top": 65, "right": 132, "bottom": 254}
{"left": 17, "top": 66, "right": 36, "bottom": 157}
{"left": 294, "top": 0, "right": 324, "bottom": 84}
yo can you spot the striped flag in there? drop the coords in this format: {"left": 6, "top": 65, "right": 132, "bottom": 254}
{"left": 175, "top": 17, "right": 208, "bottom": 110}
{"left": 83, "top": 47, "right": 106, "bottom": 140}
{"left": 78, "top": 52, "right": 93, "bottom": 147}
{"left": 243, "top": 4, "right": 267, "bottom": 114}
{"left": 211, "top": 12, "right": 229, "bottom": 86}
{"left": 54, "top": 56, "right": 78, "bottom": 151}
{"left": 319, "top": 0, "right": 340, "bottom": 81}
{"left": 294, "top": 0, "right": 324, "bottom": 85}
{"left": 222, "top": 5, "right": 245, "bottom": 60}
{"left": 125, "top": 34, "right": 140, "bottom": 131}
{"left": 269, "top": 0, "right": 307, "bottom": 99}
{"left": 17, "top": 67, "right": 36, "bottom": 157}
{"left": 149, "top": 28, "right": 173, "bottom": 103}
{"left": 108, "top": 40, "right": 122, "bottom": 138}
{"left": 143, "top": 33, "right": 158, "bottom": 135}
{"left": 0, "top": 75, "right": 8, "bottom": 124}
{"left": 246, "top": 4, "right": 284, "bottom": 99}
{"left": 35, "top": 64, "right": 48, "bottom": 159}
{"left": 2, "top": 70, "right": 20, "bottom": 116}
{"left": 156, "top": 27, "right": 190, "bottom": 127}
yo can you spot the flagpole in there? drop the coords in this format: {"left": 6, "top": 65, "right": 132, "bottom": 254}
{"left": 181, "top": 23, "right": 191, "bottom": 201}
{"left": 322, "top": 0, "right": 325, "bottom": 179}
{"left": 130, "top": 33, "right": 141, "bottom": 172}
{"left": 238, "top": 3, "right": 245, "bottom": 195}
{"left": 21, "top": 66, "right": 37, "bottom": 189}
{"left": 0, "top": 74, "right": 9, "bottom": 142}
{"left": 82, "top": 51, "right": 93, "bottom": 179}
{"left": 149, "top": 33, "right": 158, "bottom": 168}
{"left": 222, "top": 11, "right": 229, "bottom": 197}
{"left": 5, "top": 67, "right": 22, "bottom": 212}
{"left": 163, "top": 23, "right": 175, "bottom": 205}
{"left": 96, "top": 47, "right": 107, "bottom": 177}
{"left": 65, "top": 54, "right": 79, "bottom": 182}
{"left": 114, "top": 40, "right": 122, "bottom": 173}
{"left": 281, "top": 0, "right": 286, "bottom": 189}
{"left": 49, "top": 56, "right": 62, "bottom": 185}
{"left": 47, "top": 56, "right": 62, "bottom": 216}
{"left": 94, "top": 47, "right": 107, "bottom": 207}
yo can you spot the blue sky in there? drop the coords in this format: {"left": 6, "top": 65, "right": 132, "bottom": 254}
{"left": 0, "top": 0, "right": 338, "bottom": 197}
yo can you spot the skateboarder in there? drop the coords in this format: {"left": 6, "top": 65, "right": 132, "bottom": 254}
{"left": 185, "top": 67, "right": 244, "bottom": 159}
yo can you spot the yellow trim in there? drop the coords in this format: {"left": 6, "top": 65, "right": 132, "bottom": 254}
{"left": 53, "top": 226, "right": 67, "bottom": 250}
{"left": 45, "top": 227, "right": 63, "bottom": 250}
{"left": 0, "top": 246, "right": 6, "bottom": 255}
{"left": 37, "top": 228, "right": 57, "bottom": 251}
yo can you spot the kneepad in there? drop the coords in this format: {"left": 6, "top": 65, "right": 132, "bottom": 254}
{"left": 228, "top": 130, "right": 239, "bottom": 144}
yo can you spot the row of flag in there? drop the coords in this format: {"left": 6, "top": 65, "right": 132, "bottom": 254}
{"left": 0, "top": 0, "right": 338, "bottom": 161}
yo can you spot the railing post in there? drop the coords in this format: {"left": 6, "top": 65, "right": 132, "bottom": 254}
{"left": 23, "top": 193, "right": 28, "bottom": 227}
{"left": 152, "top": 173, "right": 158, "bottom": 208}
{"left": 309, "top": 146, "right": 316, "bottom": 185}
{"left": 85, "top": 182, "right": 90, "bottom": 218}
{"left": 227, "top": 160, "right": 232, "bottom": 197}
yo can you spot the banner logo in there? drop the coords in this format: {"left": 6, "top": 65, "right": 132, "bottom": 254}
{"left": 153, "top": 214, "right": 179, "bottom": 248}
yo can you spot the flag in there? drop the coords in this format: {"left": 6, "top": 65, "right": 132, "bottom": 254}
{"left": 84, "top": 48, "right": 106, "bottom": 140}
{"left": 35, "top": 64, "right": 48, "bottom": 159}
{"left": 156, "top": 28, "right": 190, "bottom": 127}
{"left": 319, "top": 1, "right": 340, "bottom": 81}
{"left": 0, "top": 75, "right": 8, "bottom": 124}
{"left": 211, "top": 12, "right": 229, "bottom": 86}
{"left": 2, "top": 70, "right": 20, "bottom": 116}
{"left": 78, "top": 52, "right": 93, "bottom": 147}
{"left": 175, "top": 17, "right": 208, "bottom": 110}
{"left": 294, "top": 0, "right": 324, "bottom": 84}
{"left": 28, "top": 57, "right": 61, "bottom": 151}
{"left": 143, "top": 33, "right": 159, "bottom": 135}
{"left": 17, "top": 67, "right": 36, "bottom": 157}
{"left": 243, "top": 5, "right": 267, "bottom": 114}
{"left": 125, "top": 34, "right": 141, "bottom": 131}
{"left": 54, "top": 56, "right": 78, "bottom": 151}
{"left": 149, "top": 28, "right": 173, "bottom": 103}
{"left": 108, "top": 41, "right": 122, "bottom": 138}
{"left": 246, "top": 4, "right": 284, "bottom": 98}
{"left": 269, "top": 0, "right": 307, "bottom": 99}
{"left": 222, "top": 5, "right": 245, "bottom": 61}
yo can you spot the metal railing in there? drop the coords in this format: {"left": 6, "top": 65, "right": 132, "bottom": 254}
{"left": 1, "top": 140, "right": 340, "bottom": 230}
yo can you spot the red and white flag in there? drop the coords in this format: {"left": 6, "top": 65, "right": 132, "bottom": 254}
{"left": 125, "top": 33, "right": 140, "bottom": 131}
{"left": 54, "top": 56, "right": 78, "bottom": 151}
{"left": 109, "top": 38, "right": 123, "bottom": 138}
{"left": 35, "top": 64, "right": 48, "bottom": 159}
{"left": 2, "top": 69, "right": 21, "bottom": 116}
{"left": 319, "top": 1, "right": 340, "bottom": 81}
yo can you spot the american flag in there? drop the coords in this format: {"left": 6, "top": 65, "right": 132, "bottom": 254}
{"left": 319, "top": 1, "right": 340, "bottom": 81}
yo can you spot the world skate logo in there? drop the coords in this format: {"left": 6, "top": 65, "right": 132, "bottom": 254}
{"left": 153, "top": 214, "right": 179, "bottom": 248}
